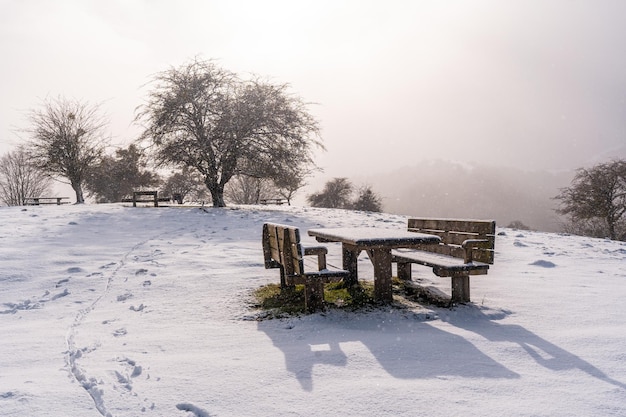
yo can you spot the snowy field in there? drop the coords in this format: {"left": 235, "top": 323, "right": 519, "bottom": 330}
{"left": 1, "top": 203, "right": 625, "bottom": 417}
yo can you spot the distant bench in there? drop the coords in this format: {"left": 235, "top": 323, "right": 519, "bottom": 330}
{"left": 391, "top": 218, "right": 496, "bottom": 303}
{"left": 262, "top": 222, "right": 350, "bottom": 312}
{"left": 260, "top": 198, "right": 288, "bottom": 205}
{"left": 122, "top": 191, "right": 171, "bottom": 207}
{"left": 24, "top": 197, "right": 70, "bottom": 206}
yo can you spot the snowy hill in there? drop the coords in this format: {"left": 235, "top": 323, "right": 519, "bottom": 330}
{"left": 1, "top": 203, "right": 625, "bottom": 417}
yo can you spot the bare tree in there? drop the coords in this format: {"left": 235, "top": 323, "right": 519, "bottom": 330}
{"left": 555, "top": 159, "right": 626, "bottom": 240}
{"left": 273, "top": 167, "right": 313, "bottom": 205}
{"left": 0, "top": 147, "right": 52, "bottom": 206}
{"left": 161, "top": 167, "right": 209, "bottom": 203}
{"left": 224, "top": 175, "right": 273, "bottom": 204}
{"left": 135, "top": 58, "right": 323, "bottom": 207}
{"left": 25, "top": 97, "right": 109, "bottom": 203}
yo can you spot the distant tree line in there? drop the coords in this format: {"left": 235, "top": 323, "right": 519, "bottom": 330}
{"left": 307, "top": 177, "right": 383, "bottom": 212}
{"left": 0, "top": 58, "right": 321, "bottom": 206}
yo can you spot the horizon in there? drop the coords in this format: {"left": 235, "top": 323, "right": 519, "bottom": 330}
{"left": 2, "top": 1, "right": 626, "bottom": 233}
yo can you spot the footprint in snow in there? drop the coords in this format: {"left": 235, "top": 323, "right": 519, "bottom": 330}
{"left": 176, "top": 403, "right": 212, "bottom": 417}
{"left": 529, "top": 260, "right": 557, "bottom": 268}
{"left": 113, "top": 328, "right": 127, "bottom": 337}
{"left": 67, "top": 267, "right": 83, "bottom": 274}
{"left": 114, "top": 371, "right": 132, "bottom": 390}
{"left": 117, "top": 293, "right": 133, "bottom": 302}
{"left": 51, "top": 288, "right": 70, "bottom": 300}
{"left": 118, "top": 358, "right": 143, "bottom": 378}
{"left": 56, "top": 278, "right": 70, "bottom": 287}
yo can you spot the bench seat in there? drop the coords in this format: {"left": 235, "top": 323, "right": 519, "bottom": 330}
{"left": 392, "top": 249, "right": 490, "bottom": 276}
{"left": 391, "top": 218, "right": 496, "bottom": 303}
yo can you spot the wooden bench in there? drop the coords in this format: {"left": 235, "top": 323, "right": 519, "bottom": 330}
{"left": 391, "top": 218, "right": 496, "bottom": 303}
{"left": 262, "top": 222, "right": 350, "bottom": 312}
{"left": 24, "top": 197, "right": 70, "bottom": 205}
{"left": 125, "top": 191, "right": 171, "bottom": 207}
{"left": 260, "top": 198, "right": 288, "bottom": 205}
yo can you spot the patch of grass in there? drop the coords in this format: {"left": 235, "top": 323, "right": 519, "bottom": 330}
{"left": 323, "top": 281, "right": 376, "bottom": 309}
{"left": 251, "top": 281, "right": 378, "bottom": 317}
{"left": 252, "top": 283, "right": 307, "bottom": 315}
{"left": 251, "top": 278, "right": 451, "bottom": 318}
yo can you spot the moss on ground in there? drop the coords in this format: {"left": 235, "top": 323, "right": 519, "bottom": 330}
{"left": 251, "top": 277, "right": 451, "bottom": 318}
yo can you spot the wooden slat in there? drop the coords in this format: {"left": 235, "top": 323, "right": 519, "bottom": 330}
{"left": 285, "top": 226, "right": 305, "bottom": 276}
{"left": 408, "top": 229, "right": 494, "bottom": 246}
{"left": 408, "top": 218, "right": 495, "bottom": 235}
{"left": 406, "top": 218, "right": 496, "bottom": 264}
{"left": 265, "top": 224, "right": 283, "bottom": 266}
{"left": 391, "top": 250, "right": 490, "bottom": 277}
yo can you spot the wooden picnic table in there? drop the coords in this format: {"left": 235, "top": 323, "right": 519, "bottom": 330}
{"left": 24, "top": 197, "right": 70, "bottom": 205}
{"left": 307, "top": 227, "right": 441, "bottom": 303}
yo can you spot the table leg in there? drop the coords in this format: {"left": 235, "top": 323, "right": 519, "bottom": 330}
{"left": 369, "top": 248, "right": 393, "bottom": 303}
{"left": 342, "top": 244, "right": 359, "bottom": 287}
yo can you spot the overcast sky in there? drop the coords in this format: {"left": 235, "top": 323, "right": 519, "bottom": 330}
{"left": 2, "top": 0, "right": 626, "bottom": 180}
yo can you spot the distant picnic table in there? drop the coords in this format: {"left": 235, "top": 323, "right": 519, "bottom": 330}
{"left": 260, "top": 198, "right": 288, "bottom": 205}
{"left": 24, "top": 197, "right": 70, "bottom": 206}
{"left": 121, "top": 191, "right": 173, "bottom": 207}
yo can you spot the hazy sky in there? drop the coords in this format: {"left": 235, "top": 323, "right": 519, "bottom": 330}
{"left": 2, "top": 0, "right": 626, "bottom": 180}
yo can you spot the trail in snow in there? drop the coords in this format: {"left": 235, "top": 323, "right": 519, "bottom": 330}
{"left": 64, "top": 223, "right": 187, "bottom": 417}
{"left": 64, "top": 237, "right": 151, "bottom": 417}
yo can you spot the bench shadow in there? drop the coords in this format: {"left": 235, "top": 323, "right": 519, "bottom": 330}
{"left": 440, "top": 305, "right": 626, "bottom": 390}
{"left": 257, "top": 310, "right": 519, "bottom": 392}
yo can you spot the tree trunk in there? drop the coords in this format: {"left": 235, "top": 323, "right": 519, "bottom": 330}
{"left": 607, "top": 219, "right": 616, "bottom": 240}
{"left": 71, "top": 181, "right": 85, "bottom": 204}
{"left": 205, "top": 180, "right": 226, "bottom": 207}
{"left": 211, "top": 191, "right": 225, "bottom": 207}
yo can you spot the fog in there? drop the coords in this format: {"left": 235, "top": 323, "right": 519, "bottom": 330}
{"left": 348, "top": 161, "right": 574, "bottom": 232}
{"left": 1, "top": 1, "right": 625, "bottom": 229}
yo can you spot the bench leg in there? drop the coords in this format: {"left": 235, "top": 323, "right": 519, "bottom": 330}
{"left": 451, "top": 274, "right": 470, "bottom": 303}
{"left": 370, "top": 249, "right": 393, "bottom": 303}
{"left": 317, "top": 253, "right": 327, "bottom": 270}
{"left": 304, "top": 279, "right": 325, "bottom": 312}
{"left": 278, "top": 267, "right": 295, "bottom": 291}
{"left": 342, "top": 245, "right": 359, "bottom": 288}
{"left": 397, "top": 262, "right": 412, "bottom": 280}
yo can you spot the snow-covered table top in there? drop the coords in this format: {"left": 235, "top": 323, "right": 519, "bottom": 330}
{"left": 308, "top": 227, "right": 441, "bottom": 248}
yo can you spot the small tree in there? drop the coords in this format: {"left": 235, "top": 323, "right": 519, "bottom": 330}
{"left": 25, "top": 97, "right": 109, "bottom": 203}
{"left": 307, "top": 178, "right": 354, "bottom": 209}
{"left": 136, "top": 58, "right": 322, "bottom": 207}
{"left": 0, "top": 148, "right": 52, "bottom": 206}
{"left": 161, "top": 167, "right": 209, "bottom": 203}
{"left": 555, "top": 159, "right": 626, "bottom": 240}
{"left": 350, "top": 185, "right": 383, "bottom": 212}
{"left": 274, "top": 167, "right": 312, "bottom": 206}
{"left": 507, "top": 220, "right": 531, "bottom": 230}
{"left": 224, "top": 175, "right": 273, "bottom": 205}
{"left": 85, "top": 144, "right": 160, "bottom": 203}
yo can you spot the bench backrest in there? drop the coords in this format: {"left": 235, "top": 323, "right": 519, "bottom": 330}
{"left": 262, "top": 223, "right": 305, "bottom": 276}
{"left": 407, "top": 218, "right": 496, "bottom": 264}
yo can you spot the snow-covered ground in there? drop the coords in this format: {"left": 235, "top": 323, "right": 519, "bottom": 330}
{"left": 1, "top": 203, "right": 625, "bottom": 417}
